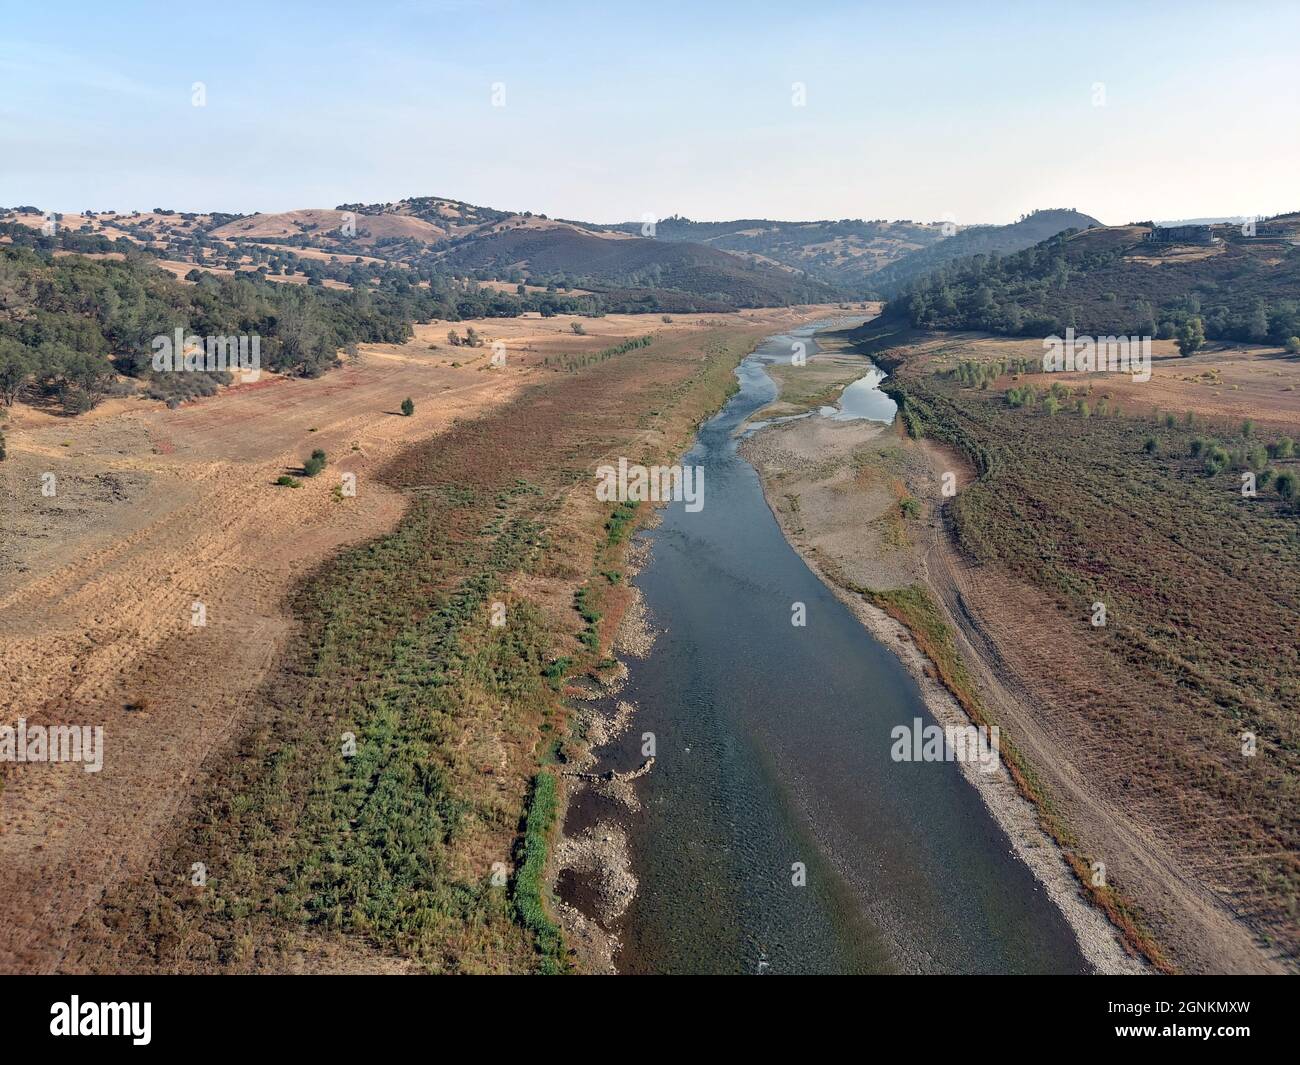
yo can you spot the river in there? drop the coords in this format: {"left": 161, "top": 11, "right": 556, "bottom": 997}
{"left": 563, "top": 320, "right": 1092, "bottom": 974}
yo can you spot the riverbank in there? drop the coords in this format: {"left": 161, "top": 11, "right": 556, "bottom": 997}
{"left": 734, "top": 322, "right": 1145, "bottom": 973}
{"left": 737, "top": 319, "right": 1294, "bottom": 975}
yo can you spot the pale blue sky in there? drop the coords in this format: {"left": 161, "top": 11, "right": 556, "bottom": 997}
{"left": 2, "top": 0, "right": 1297, "bottom": 225}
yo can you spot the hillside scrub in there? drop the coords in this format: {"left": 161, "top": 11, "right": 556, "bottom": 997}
{"left": 888, "top": 361, "right": 1300, "bottom": 958}
{"left": 886, "top": 224, "right": 1300, "bottom": 348}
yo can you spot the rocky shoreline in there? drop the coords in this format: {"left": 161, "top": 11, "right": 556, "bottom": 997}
{"left": 550, "top": 533, "right": 660, "bottom": 974}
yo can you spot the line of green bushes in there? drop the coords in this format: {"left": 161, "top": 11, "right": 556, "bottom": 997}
{"left": 513, "top": 770, "right": 564, "bottom": 973}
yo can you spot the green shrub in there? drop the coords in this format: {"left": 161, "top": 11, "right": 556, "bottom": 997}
{"left": 543, "top": 657, "right": 573, "bottom": 690}
{"left": 303, "top": 448, "right": 327, "bottom": 477}
{"left": 276, "top": 475, "right": 302, "bottom": 488}
{"left": 400, "top": 397, "right": 414, "bottom": 417}
{"left": 604, "top": 500, "right": 638, "bottom": 545}
{"left": 1006, "top": 384, "right": 1037, "bottom": 409}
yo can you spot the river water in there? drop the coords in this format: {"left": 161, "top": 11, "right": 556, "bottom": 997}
{"left": 568, "top": 320, "right": 1091, "bottom": 974}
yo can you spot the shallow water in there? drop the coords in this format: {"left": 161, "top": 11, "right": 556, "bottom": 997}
{"left": 821, "top": 362, "right": 897, "bottom": 422}
{"left": 582, "top": 321, "right": 1091, "bottom": 975}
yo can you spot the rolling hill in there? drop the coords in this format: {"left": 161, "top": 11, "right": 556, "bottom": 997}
{"left": 865, "top": 209, "right": 1104, "bottom": 295}
{"left": 436, "top": 219, "right": 838, "bottom": 309}
{"left": 2, "top": 198, "right": 1115, "bottom": 312}
{"left": 1, "top": 197, "right": 1125, "bottom": 318}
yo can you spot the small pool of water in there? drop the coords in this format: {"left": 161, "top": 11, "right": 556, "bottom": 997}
{"left": 744, "top": 320, "right": 897, "bottom": 434}
{"left": 820, "top": 363, "right": 897, "bottom": 422}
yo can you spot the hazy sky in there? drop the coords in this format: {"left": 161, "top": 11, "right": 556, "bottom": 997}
{"left": 3, "top": 0, "right": 1298, "bottom": 226}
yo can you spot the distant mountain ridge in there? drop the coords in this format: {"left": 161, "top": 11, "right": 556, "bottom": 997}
{"left": 152, "top": 196, "right": 841, "bottom": 310}
{"left": 595, "top": 215, "right": 949, "bottom": 289}
{"left": 1, "top": 196, "right": 1106, "bottom": 313}
{"left": 433, "top": 220, "right": 835, "bottom": 310}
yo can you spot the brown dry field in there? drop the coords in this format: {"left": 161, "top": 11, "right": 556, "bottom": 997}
{"left": 745, "top": 327, "right": 1300, "bottom": 974}
{"left": 477, "top": 279, "right": 595, "bottom": 297}
{"left": 208, "top": 209, "right": 447, "bottom": 244}
{"left": 909, "top": 331, "right": 1300, "bottom": 428}
{"left": 0, "top": 304, "right": 840, "bottom": 972}
{"left": 239, "top": 243, "right": 390, "bottom": 266}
